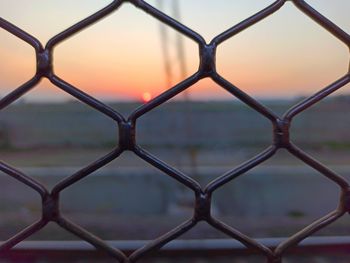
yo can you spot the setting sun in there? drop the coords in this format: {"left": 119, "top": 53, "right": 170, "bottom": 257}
{"left": 142, "top": 92, "right": 152, "bottom": 103}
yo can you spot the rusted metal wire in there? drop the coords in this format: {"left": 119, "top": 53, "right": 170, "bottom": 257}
{"left": 0, "top": 0, "right": 349, "bottom": 262}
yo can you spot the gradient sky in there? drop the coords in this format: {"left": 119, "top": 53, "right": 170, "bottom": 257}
{"left": 0, "top": 0, "right": 349, "bottom": 102}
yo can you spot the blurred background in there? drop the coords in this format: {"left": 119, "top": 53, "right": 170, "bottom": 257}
{"left": 0, "top": 0, "right": 350, "bottom": 262}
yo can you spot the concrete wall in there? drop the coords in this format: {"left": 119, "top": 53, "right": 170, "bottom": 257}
{"left": 0, "top": 166, "right": 346, "bottom": 219}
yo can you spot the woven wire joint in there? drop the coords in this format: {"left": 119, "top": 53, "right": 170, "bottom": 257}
{"left": 0, "top": 0, "right": 349, "bottom": 262}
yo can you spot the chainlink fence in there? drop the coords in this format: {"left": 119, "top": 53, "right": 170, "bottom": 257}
{"left": 0, "top": 0, "right": 350, "bottom": 262}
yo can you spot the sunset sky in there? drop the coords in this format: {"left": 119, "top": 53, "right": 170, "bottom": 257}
{"left": 0, "top": 0, "right": 349, "bottom": 102}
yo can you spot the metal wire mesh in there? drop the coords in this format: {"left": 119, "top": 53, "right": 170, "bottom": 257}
{"left": 0, "top": 0, "right": 349, "bottom": 262}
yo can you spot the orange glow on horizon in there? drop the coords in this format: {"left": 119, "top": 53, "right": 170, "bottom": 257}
{"left": 1, "top": 1, "right": 349, "bottom": 101}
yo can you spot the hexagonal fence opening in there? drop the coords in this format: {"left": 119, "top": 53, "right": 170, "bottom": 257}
{"left": 60, "top": 151, "right": 194, "bottom": 242}
{"left": 137, "top": 78, "right": 273, "bottom": 186}
{"left": 291, "top": 85, "right": 350, "bottom": 177}
{"left": 212, "top": 149, "right": 342, "bottom": 239}
{"left": 54, "top": 1, "right": 199, "bottom": 115}
{"left": 0, "top": 29, "right": 35, "bottom": 94}
{"left": 0, "top": 0, "right": 349, "bottom": 262}
{"left": 0, "top": 173, "right": 41, "bottom": 241}
{"left": 0, "top": 79, "right": 118, "bottom": 188}
{"left": 216, "top": 1, "right": 349, "bottom": 115}
{"left": 146, "top": 0, "right": 275, "bottom": 42}
{"left": 0, "top": 0, "right": 113, "bottom": 43}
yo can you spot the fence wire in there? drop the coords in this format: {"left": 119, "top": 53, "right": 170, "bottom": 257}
{"left": 0, "top": 0, "right": 350, "bottom": 262}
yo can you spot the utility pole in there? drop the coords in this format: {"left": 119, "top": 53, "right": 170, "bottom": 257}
{"left": 156, "top": 0, "right": 198, "bottom": 177}
{"left": 156, "top": 1, "right": 198, "bottom": 216}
